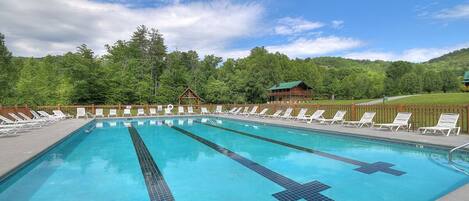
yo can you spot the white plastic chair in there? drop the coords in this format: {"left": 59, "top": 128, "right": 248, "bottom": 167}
{"left": 149, "top": 108, "right": 157, "bottom": 116}
{"left": 95, "top": 108, "right": 104, "bottom": 118}
{"left": 178, "top": 106, "right": 185, "bottom": 115}
{"left": 246, "top": 106, "right": 258, "bottom": 116}
{"left": 137, "top": 108, "right": 145, "bottom": 116}
{"left": 375, "top": 112, "right": 412, "bottom": 131}
{"left": 344, "top": 112, "right": 376, "bottom": 128}
{"left": 281, "top": 108, "right": 294, "bottom": 119}
{"left": 76, "top": 108, "right": 87, "bottom": 119}
{"left": 108, "top": 109, "right": 117, "bottom": 117}
{"left": 418, "top": 113, "right": 460, "bottom": 136}
{"left": 320, "top": 110, "right": 347, "bottom": 125}
{"left": 123, "top": 108, "right": 132, "bottom": 117}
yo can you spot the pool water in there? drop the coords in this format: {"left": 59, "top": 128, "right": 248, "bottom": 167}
{"left": 0, "top": 117, "right": 468, "bottom": 201}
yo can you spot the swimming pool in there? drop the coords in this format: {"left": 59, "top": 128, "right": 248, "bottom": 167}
{"left": 0, "top": 117, "right": 468, "bottom": 201}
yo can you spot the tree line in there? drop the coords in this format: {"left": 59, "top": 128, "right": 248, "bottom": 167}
{"left": 0, "top": 25, "right": 466, "bottom": 106}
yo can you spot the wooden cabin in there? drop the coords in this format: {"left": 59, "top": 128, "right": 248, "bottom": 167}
{"left": 268, "top": 81, "right": 312, "bottom": 102}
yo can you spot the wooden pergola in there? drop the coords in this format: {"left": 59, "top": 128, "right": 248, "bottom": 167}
{"left": 178, "top": 87, "right": 204, "bottom": 105}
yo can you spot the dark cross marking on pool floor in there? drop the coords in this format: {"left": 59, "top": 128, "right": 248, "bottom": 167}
{"left": 128, "top": 126, "right": 175, "bottom": 201}
{"left": 170, "top": 125, "right": 333, "bottom": 201}
{"left": 196, "top": 121, "right": 405, "bottom": 176}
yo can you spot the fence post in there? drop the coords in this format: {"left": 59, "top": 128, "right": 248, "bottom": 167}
{"left": 57, "top": 104, "right": 61, "bottom": 110}
{"left": 91, "top": 104, "right": 95, "bottom": 113}
{"left": 397, "top": 104, "right": 405, "bottom": 112}
{"left": 351, "top": 104, "right": 356, "bottom": 121}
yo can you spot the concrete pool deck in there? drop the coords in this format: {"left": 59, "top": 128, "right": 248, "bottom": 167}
{"left": 0, "top": 118, "right": 92, "bottom": 180}
{"left": 213, "top": 114, "right": 469, "bottom": 149}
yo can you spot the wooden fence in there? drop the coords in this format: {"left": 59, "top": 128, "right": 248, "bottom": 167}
{"left": 2, "top": 103, "right": 468, "bottom": 134}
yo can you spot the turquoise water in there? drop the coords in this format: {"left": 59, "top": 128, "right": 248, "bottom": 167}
{"left": 0, "top": 117, "right": 468, "bottom": 201}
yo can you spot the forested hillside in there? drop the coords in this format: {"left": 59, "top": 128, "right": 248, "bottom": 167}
{"left": 0, "top": 26, "right": 467, "bottom": 106}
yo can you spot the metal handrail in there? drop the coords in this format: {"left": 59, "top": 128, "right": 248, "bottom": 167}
{"left": 449, "top": 142, "right": 469, "bottom": 162}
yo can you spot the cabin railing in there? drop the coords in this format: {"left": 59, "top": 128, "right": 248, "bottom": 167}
{"left": 1, "top": 103, "right": 468, "bottom": 134}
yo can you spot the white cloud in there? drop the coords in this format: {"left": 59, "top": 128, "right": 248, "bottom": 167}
{"left": 344, "top": 51, "right": 395, "bottom": 61}
{"left": 331, "top": 20, "right": 344, "bottom": 29}
{"left": 274, "top": 17, "right": 323, "bottom": 35}
{"left": 215, "top": 49, "right": 251, "bottom": 59}
{"left": 0, "top": 0, "right": 264, "bottom": 57}
{"left": 344, "top": 43, "right": 469, "bottom": 62}
{"left": 435, "top": 4, "right": 469, "bottom": 19}
{"left": 266, "top": 36, "right": 363, "bottom": 58}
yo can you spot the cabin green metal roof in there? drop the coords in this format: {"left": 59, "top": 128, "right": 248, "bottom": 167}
{"left": 269, "top": 81, "right": 308, "bottom": 90}
{"left": 464, "top": 71, "right": 469, "bottom": 83}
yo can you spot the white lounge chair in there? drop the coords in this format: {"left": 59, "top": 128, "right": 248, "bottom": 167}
{"left": 0, "top": 114, "right": 39, "bottom": 128}
{"left": 178, "top": 106, "right": 185, "bottom": 115}
{"left": 374, "top": 112, "right": 412, "bottom": 132}
{"left": 267, "top": 110, "right": 283, "bottom": 118}
{"left": 239, "top": 107, "right": 249, "bottom": 115}
{"left": 149, "top": 108, "right": 157, "bottom": 116}
{"left": 137, "top": 108, "right": 145, "bottom": 116}
{"left": 246, "top": 106, "right": 258, "bottom": 116}
{"left": 232, "top": 107, "right": 242, "bottom": 115}
{"left": 344, "top": 112, "right": 376, "bottom": 128}
{"left": 201, "top": 107, "right": 210, "bottom": 115}
{"left": 0, "top": 127, "right": 18, "bottom": 136}
{"left": 293, "top": 108, "right": 309, "bottom": 121}
{"left": 214, "top": 105, "right": 223, "bottom": 114}
{"left": 37, "top": 111, "right": 61, "bottom": 121}
{"left": 256, "top": 108, "right": 269, "bottom": 117}
{"left": 8, "top": 113, "right": 45, "bottom": 126}
{"left": 164, "top": 108, "right": 172, "bottom": 115}
{"left": 18, "top": 112, "right": 52, "bottom": 124}
{"left": 95, "top": 108, "right": 104, "bottom": 118}
{"left": 227, "top": 107, "right": 237, "bottom": 114}
{"left": 320, "top": 110, "right": 347, "bottom": 125}
{"left": 280, "top": 108, "right": 294, "bottom": 119}
{"left": 0, "top": 122, "right": 27, "bottom": 130}
{"left": 157, "top": 105, "right": 163, "bottom": 113}
{"left": 418, "top": 113, "right": 460, "bottom": 136}
{"left": 187, "top": 106, "right": 195, "bottom": 115}
{"left": 307, "top": 110, "right": 325, "bottom": 123}
{"left": 123, "top": 108, "right": 132, "bottom": 117}
{"left": 76, "top": 108, "right": 87, "bottom": 119}
{"left": 30, "top": 110, "right": 43, "bottom": 120}
{"left": 52, "top": 110, "right": 72, "bottom": 119}
{"left": 108, "top": 109, "right": 117, "bottom": 117}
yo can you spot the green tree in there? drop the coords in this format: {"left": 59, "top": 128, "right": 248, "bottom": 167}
{"left": 63, "top": 44, "right": 107, "bottom": 104}
{"left": 400, "top": 73, "right": 422, "bottom": 94}
{"left": 0, "top": 33, "right": 18, "bottom": 104}
{"left": 440, "top": 70, "right": 459, "bottom": 93}
{"left": 384, "top": 61, "right": 413, "bottom": 95}
{"left": 422, "top": 70, "right": 442, "bottom": 93}
{"left": 205, "top": 79, "right": 230, "bottom": 103}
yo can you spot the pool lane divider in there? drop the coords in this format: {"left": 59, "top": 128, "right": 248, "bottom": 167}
{"left": 196, "top": 121, "right": 406, "bottom": 176}
{"left": 128, "top": 126, "right": 175, "bottom": 201}
{"left": 169, "top": 125, "right": 333, "bottom": 201}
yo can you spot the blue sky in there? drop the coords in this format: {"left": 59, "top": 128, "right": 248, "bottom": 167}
{"left": 1, "top": 0, "right": 468, "bottom": 62}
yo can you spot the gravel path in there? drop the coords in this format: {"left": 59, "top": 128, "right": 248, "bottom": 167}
{"left": 357, "top": 95, "right": 416, "bottom": 105}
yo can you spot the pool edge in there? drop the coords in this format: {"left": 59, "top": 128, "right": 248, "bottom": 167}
{"left": 0, "top": 119, "right": 95, "bottom": 183}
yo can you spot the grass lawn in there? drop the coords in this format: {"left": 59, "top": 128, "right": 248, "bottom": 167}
{"left": 387, "top": 93, "right": 469, "bottom": 105}
{"left": 304, "top": 99, "right": 373, "bottom": 105}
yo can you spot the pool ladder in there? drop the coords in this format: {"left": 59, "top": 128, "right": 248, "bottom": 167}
{"left": 448, "top": 142, "right": 469, "bottom": 162}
